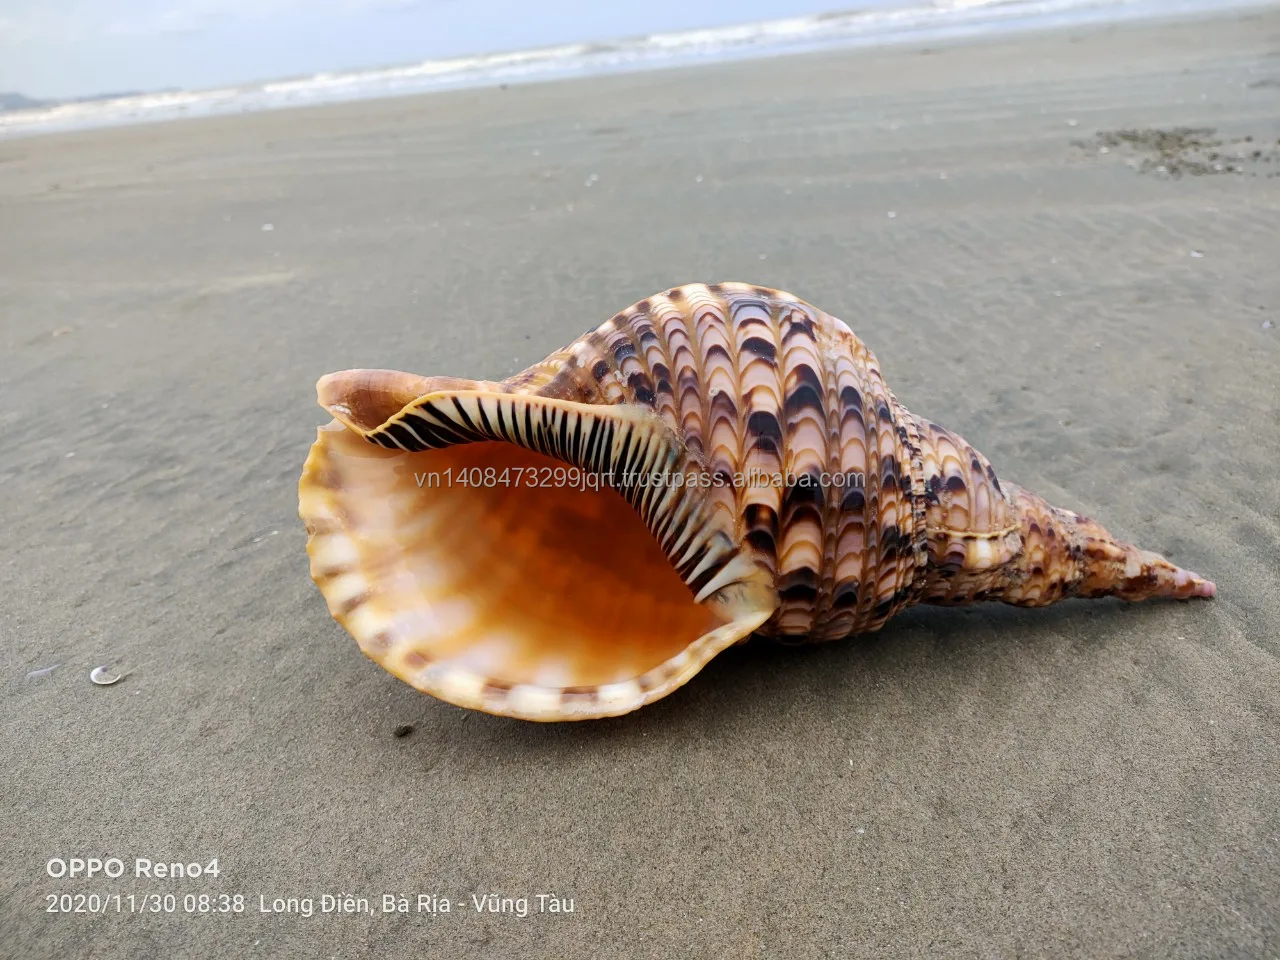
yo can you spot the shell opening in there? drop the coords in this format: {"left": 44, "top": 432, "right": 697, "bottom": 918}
{"left": 301, "top": 419, "right": 768, "bottom": 720}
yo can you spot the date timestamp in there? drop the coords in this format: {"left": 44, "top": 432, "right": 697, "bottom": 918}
{"left": 47, "top": 893, "right": 246, "bottom": 915}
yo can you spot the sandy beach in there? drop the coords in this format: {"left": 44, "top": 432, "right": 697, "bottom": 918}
{"left": 3, "top": 8, "right": 1279, "bottom": 958}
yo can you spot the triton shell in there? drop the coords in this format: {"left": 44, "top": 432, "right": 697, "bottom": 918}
{"left": 298, "top": 282, "right": 1215, "bottom": 721}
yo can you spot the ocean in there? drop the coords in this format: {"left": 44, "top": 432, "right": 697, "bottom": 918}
{"left": 0, "top": 0, "right": 1270, "bottom": 139}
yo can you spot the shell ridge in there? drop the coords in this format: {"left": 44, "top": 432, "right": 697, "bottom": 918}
{"left": 730, "top": 290, "right": 787, "bottom": 590}
{"left": 686, "top": 285, "right": 722, "bottom": 476}
{"left": 812, "top": 309, "right": 851, "bottom": 632}
{"left": 772, "top": 301, "right": 831, "bottom": 634}
{"left": 898, "top": 407, "right": 934, "bottom": 611}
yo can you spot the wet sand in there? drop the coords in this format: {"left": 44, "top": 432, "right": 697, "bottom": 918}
{"left": 2, "top": 8, "right": 1278, "bottom": 958}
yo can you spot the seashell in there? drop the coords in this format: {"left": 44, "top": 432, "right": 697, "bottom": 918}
{"left": 299, "top": 282, "right": 1215, "bottom": 721}
{"left": 89, "top": 666, "right": 127, "bottom": 686}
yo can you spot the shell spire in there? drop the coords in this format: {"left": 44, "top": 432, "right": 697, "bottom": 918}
{"left": 908, "top": 417, "right": 1215, "bottom": 606}
{"left": 299, "top": 282, "right": 1214, "bottom": 721}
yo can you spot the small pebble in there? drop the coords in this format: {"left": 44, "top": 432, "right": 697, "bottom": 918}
{"left": 261, "top": 223, "right": 274, "bottom": 232}
{"left": 1190, "top": 250, "right": 1204, "bottom": 258}
{"left": 1263, "top": 320, "right": 1275, "bottom": 330}
{"left": 26, "top": 664, "right": 61, "bottom": 679}
{"left": 887, "top": 211, "right": 897, "bottom": 219}
{"left": 393, "top": 724, "right": 415, "bottom": 738}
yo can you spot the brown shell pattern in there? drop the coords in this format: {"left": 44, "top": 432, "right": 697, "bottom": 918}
{"left": 299, "top": 282, "right": 1216, "bottom": 721}
{"left": 515, "top": 282, "right": 934, "bottom": 641}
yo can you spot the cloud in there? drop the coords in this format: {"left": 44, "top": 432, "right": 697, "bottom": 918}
{"left": 2, "top": 0, "right": 443, "bottom": 47}
{"left": 88, "top": 0, "right": 433, "bottom": 37}
{"left": 103, "top": 1, "right": 309, "bottom": 36}
{"left": 346, "top": 0, "right": 430, "bottom": 9}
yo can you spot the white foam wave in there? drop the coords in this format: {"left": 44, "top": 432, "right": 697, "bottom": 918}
{"left": 0, "top": 0, "right": 1266, "bottom": 138}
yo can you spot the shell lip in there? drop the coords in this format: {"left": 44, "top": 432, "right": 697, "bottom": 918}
{"left": 353, "top": 608, "right": 774, "bottom": 722}
{"left": 315, "top": 370, "right": 489, "bottom": 436}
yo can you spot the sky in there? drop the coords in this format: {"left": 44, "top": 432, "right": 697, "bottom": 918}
{"left": 0, "top": 0, "right": 870, "bottom": 100}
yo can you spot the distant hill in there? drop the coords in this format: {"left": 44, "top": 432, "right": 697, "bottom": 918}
{"left": 0, "top": 89, "right": 180, "bottom": 114}
{"left": 69, "top": 90, "right": 162, "bottom": 103}
{"left": 0, "top": 92, "right": 49, "bottom": 112}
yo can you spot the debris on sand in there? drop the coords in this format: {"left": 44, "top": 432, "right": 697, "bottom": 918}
{"left": 1075, "top": 128, "right": 1280, "bottom": 178}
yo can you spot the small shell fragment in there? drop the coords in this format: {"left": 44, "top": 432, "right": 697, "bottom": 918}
{"left": 90, "top": 666, "right": 126, "bottom": 686}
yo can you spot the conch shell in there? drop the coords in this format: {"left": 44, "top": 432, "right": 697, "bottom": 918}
{"left": 299, "top": 283, "right": 1214, "bottom": 721}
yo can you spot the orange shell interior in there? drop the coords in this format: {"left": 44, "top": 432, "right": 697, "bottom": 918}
{"left": 301, "top": 422, "right": 733, "bottom": 712}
